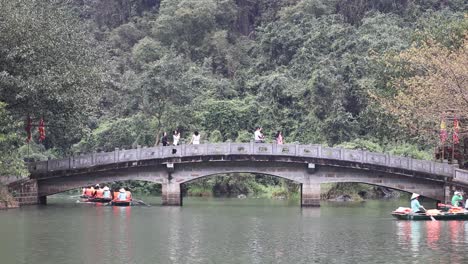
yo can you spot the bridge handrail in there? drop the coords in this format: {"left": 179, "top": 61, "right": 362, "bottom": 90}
{"left": 28, "top": 143, "right": 455, "bottom": 177}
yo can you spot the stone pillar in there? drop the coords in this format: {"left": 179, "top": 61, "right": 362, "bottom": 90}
{"left": 162, "top": 178, "right": 182, "bottom": 206}
{"left": 443, "top": 184, "right": 451, "bottom": 204}
{"left": 301, "top": 183, "right": 320, "bottom": 207}
{"left": 39, "top": 196, "right": 47, "bottom": 205}
{"left": 7, "top": 179, "right": 40, "bottom": 206}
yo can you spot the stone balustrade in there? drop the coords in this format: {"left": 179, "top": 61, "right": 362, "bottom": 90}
{"left": 28, "top": 143, "right": 455, "bottom": 177}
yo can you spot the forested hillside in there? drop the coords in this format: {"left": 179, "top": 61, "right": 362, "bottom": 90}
{"left": 1, "top": 0, "right": 466, "bottom": 193}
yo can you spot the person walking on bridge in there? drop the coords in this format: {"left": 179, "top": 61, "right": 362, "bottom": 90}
{"left": 254, "top": 127, "right": 264, "bottom": 143}
{"left": 411, "top": 193, "right": 426, "bottom": 213}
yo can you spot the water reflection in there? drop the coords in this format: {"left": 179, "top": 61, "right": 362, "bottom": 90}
{"left": 301, "top": 207, "right": 321, "bottom": 218}
{"left": 167, "top": 206, "right": 183, "bottom": 264}
{"left": 5, "top": 198, "right": 468, "bottom": 263}
{"left": 396, "top": 219, "right": 468, "bottom": 262}
{"left": 247, "top": 216, "right": 263, "bottom": 264}
{"left": 426, "top": 221, "right": 441, "bottom": 250}
{"left": 111, "top": 206, "right": 133, "bottom": 263}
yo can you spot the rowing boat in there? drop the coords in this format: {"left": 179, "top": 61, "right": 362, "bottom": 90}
{"left": 112, "top": 200, "right": 131, "bottom": 206}
{"left": 392, "top": 212, "right": 468, "bottom": 220}
{"left": 392, "top": 207, "right": 468, "bottom": 220}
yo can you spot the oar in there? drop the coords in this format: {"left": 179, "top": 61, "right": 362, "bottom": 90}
{"left": 135, "top": 199, "right": 150, "bottom": 206}
{"left": 422, "top": 206, "right": 437, "bottom": 221}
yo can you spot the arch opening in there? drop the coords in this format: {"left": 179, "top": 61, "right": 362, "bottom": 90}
{"left": 42, "top": 179, "right": 163, "bottom": 205}
{"left": 181, "top": 172, "right": 301, "bottom": 200}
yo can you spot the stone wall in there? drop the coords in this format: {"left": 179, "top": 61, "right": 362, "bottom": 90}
{"left": 0, "top": 185, "right": 19, "bottom": 209}
{"left": 7, "top": 179, "right": 39, "bottom": 205}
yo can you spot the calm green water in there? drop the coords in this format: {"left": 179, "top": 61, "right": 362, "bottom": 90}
{"left": 1, "top": 196, "right": 468, "bottom": 264}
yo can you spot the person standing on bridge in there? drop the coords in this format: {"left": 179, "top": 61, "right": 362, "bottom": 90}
{"left": 254, "top": 127, "right": 265, "bottom": 143}
{"left": 161, "top": 132, "right": 169, "bottom": 146}
{"left": 190, "top": 131, "right": 201, "bottom": 144}
{"left": 275, "top": 131, "right": 283, "bottom": 145}
{"left": 173, "top": 130, "right": 180, "bottom": 146}
{"left": 411, "top": 193, "right": 426, "bottom": 213}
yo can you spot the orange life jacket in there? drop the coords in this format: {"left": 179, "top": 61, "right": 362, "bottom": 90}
{"left": 113, "top": 191, "right": 119, "bottom": 201}
{"left": 125, "top": 191, "right": 132, "bottom": 201}
{"left": 95, "top": 189, "right": 104, "bottom": 198}
{"left": 84, "top": 188, "right": 94, "bottom": 197}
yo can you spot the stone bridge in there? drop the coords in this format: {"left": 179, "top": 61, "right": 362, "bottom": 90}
{"left": 8, "top": 143, "right": 468, "bottom": 206}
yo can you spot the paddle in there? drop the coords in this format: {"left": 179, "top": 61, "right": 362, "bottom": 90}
{"left": 422, "top": 206, "right": 437, "bottom": 221}
{"left": 134, "top": 199, "right": 150, "bottom": 206}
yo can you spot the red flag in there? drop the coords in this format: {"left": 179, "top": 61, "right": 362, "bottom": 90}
{"left": 440, "top": 118, "right": 447, "bottom": 143}
{"left": 38, "top": 118, "right": 46, "bottom": 142}
{"left": 25, "top": 116, "right": 32, "bottom": 143}
{"left": 453, "top": 115, "right": 460, "bottom": 144}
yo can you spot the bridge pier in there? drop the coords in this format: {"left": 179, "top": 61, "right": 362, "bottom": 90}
{"left": 162, "top": 179, "right": 182, "bottom": 206}
{"left": 39, "top": 196, "right": 47, "bottom": 205}
{"left": 301, "top": 183, "right": 320, "bottom": 207}
{"left": 7, "top": 179, "right": 40, "bottom": 205}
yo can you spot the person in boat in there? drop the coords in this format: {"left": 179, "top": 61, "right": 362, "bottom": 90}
{"left": 102, "top": 186, "right": 111, "bottom": 199}
{"left": 411, "top": 193, "right": 427, "bottom": 213}
{"left": 94, "top": 185, "right": 104, "bottom": 199}
{"left": 125, "top": 189, "right": 133, "bottom": 201}
{"left": 116, "top": 188, "right": 127, "bottom": 201}
{"left": 84, "top": 186, "right": 94, "bottom": 198}
{"left": 112, "top": 188, "right": 119, "bottom": 200}
{"left": 451, "top": 191, "right": 464, "bottom": 207}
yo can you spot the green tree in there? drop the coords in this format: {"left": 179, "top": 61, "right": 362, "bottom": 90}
{"left": 0, "top": 0, "right": 106, "bottom": 151}
{"left": 0, "top": 103, "right": 28, "bottom": 176}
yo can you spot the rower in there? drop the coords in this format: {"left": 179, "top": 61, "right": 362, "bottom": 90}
{"left": 84, "top": 186, "right": 94, "bottom": 197}
{"left": 125, "top": 189, "right": 133, "bottom": 201}
{"left": 411, "top": 193, "right": 426, "bottom": 213}
{"left": 451, "top": 191, "right": 463, "bottom": 207}
{"left": 102, "top": 186, "right": 111, "bottom": 199}
{"left": 95, "top": 186, "right": 104, "bottom": 198}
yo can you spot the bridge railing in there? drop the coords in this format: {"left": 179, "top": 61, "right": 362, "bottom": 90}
{"left": 454, "top": 169, "right": 468, "bottom": 184}
{"left": 28, "top": 143, "right": 455, "bottom": 177}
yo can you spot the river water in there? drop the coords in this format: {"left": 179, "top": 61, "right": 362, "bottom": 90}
{"left": 1, "top": 196, "right": 468, "bottom": 264}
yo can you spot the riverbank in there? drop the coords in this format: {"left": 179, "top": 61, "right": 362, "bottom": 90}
{"left": 186, "top": 181, "right": 392, "bottom": 201}
{"left": 0, "top": 185, "right": 19, "bottom": 209}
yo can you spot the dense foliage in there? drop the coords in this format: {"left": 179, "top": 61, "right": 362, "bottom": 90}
{"left": 1, "top": 0, "right": 466, "bottom": 196}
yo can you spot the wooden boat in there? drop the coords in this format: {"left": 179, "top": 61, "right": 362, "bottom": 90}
{"left": 392, "top": 212, "right": 468, "bottom": 220}
{"left": 112, "top": 200, "right": 131, "bottom": 206}
{"left": 111, "top": 199, "right": 132, "bottom": 206}
{"left": 392, "top": 207, "right": 468, "bottom": 220}
{"left": 85, "top": 197, "right": 112, "bottom": 203}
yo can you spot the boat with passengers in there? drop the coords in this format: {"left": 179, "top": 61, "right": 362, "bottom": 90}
{"left": 80, "top": 186, "right": 132, "bottom": 206}
{"left": 392, "top": 206, "right": 468, "bottom": 220}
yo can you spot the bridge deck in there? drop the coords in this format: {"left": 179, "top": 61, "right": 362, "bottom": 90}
{"left": 28, "top": 143, "right": 456, "bottom": 179}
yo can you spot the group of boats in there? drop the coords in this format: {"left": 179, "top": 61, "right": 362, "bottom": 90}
{"left": 80, "top": 185, "right": 133, "bottom": 206}
{"left": 392, "top": 203, "right": 468, "bottom": 221}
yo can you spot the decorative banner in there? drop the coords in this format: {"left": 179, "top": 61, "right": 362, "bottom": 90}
{"left": 25, "top": 116, "right": 32, "bottom": 143}
{"left": 453, "top": 115, "right": 460, "bottom": 144}
{"left": 439, "top": 118, "right": 447, "bottom": 143}
{"left": 38, "top": 118, "right": 46, "bottom": 142}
